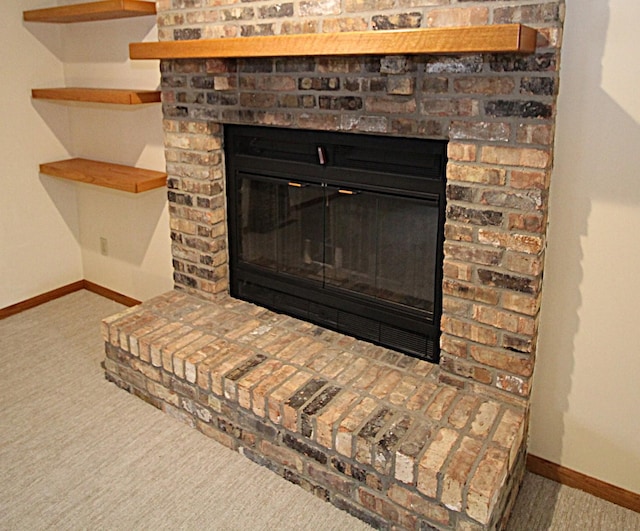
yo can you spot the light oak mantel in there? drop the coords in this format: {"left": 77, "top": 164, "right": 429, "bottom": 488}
{"left": 129, "top": 24, "right": 537, "bottom": 60}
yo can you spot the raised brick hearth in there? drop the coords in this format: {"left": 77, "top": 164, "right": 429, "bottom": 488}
{"left": 104, "top": 290, "right": 527, "bottom": 529}
{"left": 103, "top": 0, "right": 564, "bottom": 528}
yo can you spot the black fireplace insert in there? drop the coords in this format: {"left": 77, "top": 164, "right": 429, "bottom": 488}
{"left": 225, "top": 125, "right": 447, "bottom": 363}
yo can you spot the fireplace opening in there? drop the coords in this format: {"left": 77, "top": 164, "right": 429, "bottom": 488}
{"left": 225, "top": 125, "right": 447, "bottom": 363}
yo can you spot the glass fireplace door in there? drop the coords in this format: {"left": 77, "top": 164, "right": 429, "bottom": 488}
{"left": 237, "top": 175, "right": 325, "bottom": 284}
{"left": 238, "top": 175, "right": 440, "bottom": 317}
{"left": 324, "top": 187, "right": 439, "bottom": 315}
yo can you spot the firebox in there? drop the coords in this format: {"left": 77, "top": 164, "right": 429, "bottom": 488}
{"left": 225, "top": 125, "right": 447, "bottom": 363}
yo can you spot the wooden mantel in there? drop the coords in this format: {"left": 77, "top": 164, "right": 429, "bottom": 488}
{"left": 129, "top": 24, "right": 537, "bottom": 60}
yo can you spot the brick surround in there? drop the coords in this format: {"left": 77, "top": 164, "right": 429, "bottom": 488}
{"left": 103, "top": 0, "right": 565, "bottom": 528}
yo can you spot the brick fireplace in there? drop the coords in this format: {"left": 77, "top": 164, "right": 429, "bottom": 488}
{"left": 103, "top": 1, "right": 564, "bottom": 529}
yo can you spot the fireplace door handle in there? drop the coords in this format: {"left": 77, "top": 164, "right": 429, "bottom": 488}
{"left": 288, "top": 181, "right": 309, "bottom": 188}
{"left": 317, "top": 146, "right": 327, "bottom": 165}
{"left": 338, "top": 188, "right": 361, "bottom": 195}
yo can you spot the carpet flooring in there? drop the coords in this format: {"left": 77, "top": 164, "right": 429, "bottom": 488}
{"left": 0, "top": 290, "right": 637, "bottom": 530}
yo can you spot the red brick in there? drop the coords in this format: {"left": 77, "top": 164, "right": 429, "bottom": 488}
{"left": 405, "top": 381, "right": 438, "bottom": 412}
{"left": 466, "top": 447, "right": 509, "bottom": 524}
{"left": 441, "top": 436, "right": 483, "bottom": 511}
{"left": 267, "top": 370, "right": 314, "bottom": 425}
{"left": 426, "top": 7, "right": 489, "bottom": 27}
{"left": 387, "top": 483, "right": 450, "bottom": 525}
{"left": 441, "top": 316, "right": 498, "bottom": 347}
{"left": 417, "top": 427, "right": 460, "bottom": 498}
{"left": 426, "top": 386, "right": 458, "bottom": 422}
{"left": 481, "top": 146, "right": 551, "bottom": 169}
{"left": 335, "top": 396, "right": 377, "bottom": 457}
{"left": 469, "top": 345, "right": 533, "bottom": 377}
{"left": 447, "top": 395, "right": 480, "bottom": 430}
{"left": 447, "top": 142, "right": 477, "bottom": 162}
{"left": 236, "top": 359, "right": 283, "bottom": 410}
{"left": 470, "top": 401, "right": 501, "bottom": 438}
{"left": 315, "top": 389, "right": 361, "bottom": 448}
{"left": 447, "top": 164, "right": 507, "bottom": 185}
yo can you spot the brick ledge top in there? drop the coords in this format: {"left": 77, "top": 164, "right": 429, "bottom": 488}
{"left": 103, "top": 289, "right": 527, "bottom": 525}
{"left": 102, "top": 289, "right": 526, "bottom": 450}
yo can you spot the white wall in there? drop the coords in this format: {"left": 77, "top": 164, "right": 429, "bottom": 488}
{"left": 0, "top": 0, "right": 82, "bottom": 308}
{"left": 60, "top": 16, "right": 173, "bottom": 301}
{"left": 1, "top": 1, "right": 174, "bottom": 309}
{"left": 531, "top": 0, "right": 640, "bottom": 493}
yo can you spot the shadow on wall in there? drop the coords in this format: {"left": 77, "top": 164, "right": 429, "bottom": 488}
{"left": 533, "top": 0, "right": 640, "bottom": 481}
{"left": 24, "top": 14, "right": 157, "bottom": 64}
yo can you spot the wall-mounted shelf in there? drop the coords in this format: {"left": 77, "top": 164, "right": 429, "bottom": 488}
{"left": 129, "top": 24, "right": 537, "bottom": 60}
{"left": 23, "top": 0, "right": 156, "bottom": 23}
{"left": 40, "top": 158, "right": 167, "bottom": 193}
{"left": 32, "top": 87, "right": 161, "bottom": 104}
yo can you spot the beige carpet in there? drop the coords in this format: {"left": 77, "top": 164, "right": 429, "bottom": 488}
{"left": 0, "top": 290, "right": 637, "bottom": 530}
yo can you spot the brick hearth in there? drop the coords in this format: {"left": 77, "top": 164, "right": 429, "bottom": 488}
{"left": 103, "top": 290, "right": 526, "bottom": 529}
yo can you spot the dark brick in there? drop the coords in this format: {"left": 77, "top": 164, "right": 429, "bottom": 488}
{"left": 374, "top": 414, "right": 412, "bottom": 473}
{"left": 301, "top": 385, "right": 342, "bottom": 438}
{"left": 191, "top": 76, "right": 215, "bottom": 89}
{"left": 275, "top": 57, "right": 317, "bottom": 73}
{"left": 259, "top": 3, "right": 293, "bottom": 18}
{"left": 333, "top": 495, "right": 390, "bottom": 530}
{"left": 240, "top": 24, "right": 275, "bottom": 37}
{"left": 485, "top": 100, "right": 553, "bottom": 119}
{"left": 372, "top": 12, "right": 422, "bottom": 30}
{"left": 239, "top": 58, "right": 274, "bottom": 73}
{"left": 480, "top": 189, "right": 545, "bottom": 211}
{"left": 242, "top": 447, "right": 282, "bottom": 474}
{"left": 425, "top": 55, "right": 483, "bottom": 74}
{"left": 225, "top": 354, "right": 267, "bottom": 381}
{"left": 240, "top": 416, "right": 278, "bottom": 440}
{"left": 167, "top": 191, "right": 194, "bottom": 206}
{"left": 283, "top": 469, "right": 331, "bottom": 501}
{"left": 174, "top": 272, "right": 198, "bottom": 288}
{"left": 286, "top": 378, "right": 327, "bottom": 410}
{"left": 477, "top": 269, "right": 536, "bottom": 294}
{"left": 283, "top": 433, "right": 328, "bottom": 464}
{"left": 162, "top": 75, "right": 187, "bottom": 88}
{"left": 176, "top": 91, "right": 204, "bottom": 104}
{"left": 380, "top": 56, "right": 412, "bottom": 74}
{"left": 489, "top": 53, "right": 557, "bottom": 72}
{"left": 174, "top": 28, "right": 201, "bottom": 41}
{"left": 163, "top": 105, "right": 189, "bottom": 118}
{"left": 299, "top": 77, "right": 340, "bottom": 91}
{"left": 447, "top": 205, "right": 503, "bottom": 226}
{"left": 318, "top": 96, "right": 363, "bottom": 111}
{"left": 446, "top": 185, "right": 474, "bottom": 202}
{"left": 358, "top": 407, "right": 393, "bottom": 442}
{"left": 331, "top": 456, "right": 368, "bottom": 483}
{"left": 422, "top": 77, "right": 448, "bottom": 94}
{"left": 502, "top": 334, "right": 534, "bottom": 354}
{"left": 206, "top": 92, "right": 239, "bottom": 106}
{"left": 521, "top": 76, "right": 557, "bottom": 96}
{"left": 217, "top": 417, "right": 244, "bottom": 439}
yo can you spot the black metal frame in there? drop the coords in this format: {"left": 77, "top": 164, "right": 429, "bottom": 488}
{"left": 225, "top": 124, "right": 447, "bottom": 363}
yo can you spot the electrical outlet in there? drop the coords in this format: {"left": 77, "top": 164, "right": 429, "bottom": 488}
{"left": 100, "top": 237, "right": 108, "bottom": 256}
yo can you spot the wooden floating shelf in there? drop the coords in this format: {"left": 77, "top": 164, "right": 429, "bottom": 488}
{"left": 23, "top": 0, "right": 156, "bottom": 23}
{"left": 40, "top": 158, "right": 167, "bottom": 193}
{"left": 129, "top": 24, "right": 537, "bottom": 60}
{"left": 32, "top": 87, "right": 161, "bottom": 105}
